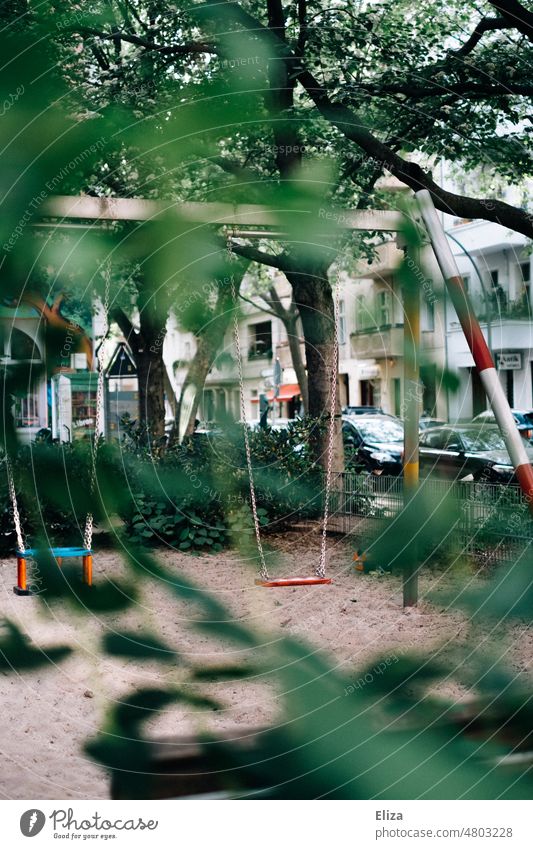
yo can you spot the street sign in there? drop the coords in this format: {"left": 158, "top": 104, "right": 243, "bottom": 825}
{"left": 106, "top": 342, "right": 137, "bottom": 377}
{"left": 259, "top": 393, "right": 269, "bottom": 428}
{"left": 496, "top": 352, "right": 522, "bottom": 371}
{"left": 273, "top": 357, "right": 282, "bottom": 398}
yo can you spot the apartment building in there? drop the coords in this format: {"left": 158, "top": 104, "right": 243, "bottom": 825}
{"left": 166, "top": 276, "right": 303, "bottom": 423}
{"left": 446, "top": 217, "right": 532, "bottom": 420}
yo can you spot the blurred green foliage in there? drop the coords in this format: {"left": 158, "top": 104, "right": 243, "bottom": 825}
{"left": 0, "top": 0, "right": 533, "bottom": 804}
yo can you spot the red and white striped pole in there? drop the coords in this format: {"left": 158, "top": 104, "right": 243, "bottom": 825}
{"left": 416, "top": 190, "right": 533, "bottom": 512}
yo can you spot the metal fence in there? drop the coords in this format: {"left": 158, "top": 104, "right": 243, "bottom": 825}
{"left": 326, "top": 472, "right": 533, "bottom": 567}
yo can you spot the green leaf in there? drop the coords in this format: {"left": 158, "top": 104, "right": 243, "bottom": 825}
{"left": 103, "top": 631, "right": 180, "bottom": 663}
{"left": 0, "top": 620, "right": 71, "bottom": 672}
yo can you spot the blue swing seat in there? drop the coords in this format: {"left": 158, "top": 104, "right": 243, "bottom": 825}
{"left": 16, "top": 547, "right": 92, "bottom": 558}
{"left": 14, "top": 547, "right": 94, "bottom": 595}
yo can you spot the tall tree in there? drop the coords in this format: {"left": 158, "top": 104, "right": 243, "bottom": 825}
{"left": 36, "top": 0, "right": 533, "bottom": 456}
{"left": 111, "top": 271, "right": 169, "bottom": 443}
{"left": 171, "top": 257, "right": 250, "bottom": 441}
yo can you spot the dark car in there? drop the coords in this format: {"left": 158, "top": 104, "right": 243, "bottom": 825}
{"left": 419, "top": 417, "right": 447, "bottom": 432}
{"left": 419, "top": 424, "right": 533, "bottom": 483}
{"left": 472, "top": 409, "right": 533, "bottom": 442}
{"left": 343, "top": 405, "right": 384, "bottom": 416}
{"left": 342, "top": 414, "right": 404, "bottom": 474}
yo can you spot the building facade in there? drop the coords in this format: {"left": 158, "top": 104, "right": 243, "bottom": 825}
{"left": 0, "top": 305, "right": 48, "bottom": 443}
{"left": 445, "top": 218, "right": 532, "bottom": 420}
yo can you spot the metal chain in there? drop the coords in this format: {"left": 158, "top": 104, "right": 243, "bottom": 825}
{"left": 228, "top": 231, "right": 340, "bottom": 582}
{"left": 6, "top": 454, "right": 25, "bottom": 553}
{"left": 227, "top": 235, "right": 269, "bottom": 581}
{"left": 316, "top": 266, "right": 341, "bottom": 578}
{"left": 83, "top": 265, "right": 111, "bottom": 551}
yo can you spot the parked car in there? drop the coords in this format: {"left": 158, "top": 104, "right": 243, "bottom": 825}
{"left": 343, "top": 405, "right": 384, "bottom": 416}
{"left": 342, "top": 414, "right": 404, "bottom": 475}
{"left": 472, "top": 409, "right": 533, "bottom": 441}
{"left": 419, "top": 417, "right": 447, "bottom": 432}
{"left": 419, "top": 424, "right": 533, "bottom": 483}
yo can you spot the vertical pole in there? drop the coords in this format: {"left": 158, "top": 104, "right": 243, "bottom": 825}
{"left": 416, "top": 190, "right": 533, "bottom": 513}
{"left": 17, "top": 557, "right": 27, "bottom": 592}
{"left": 402, "top": 242, "right": 421, "bottom": 607}
{"left": 83, "top": 555, "right": 93, "bottom": 586}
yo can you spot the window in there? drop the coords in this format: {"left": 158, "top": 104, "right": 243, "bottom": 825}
{"left": 355, "top": 295, "right": 369, "bottom": 330}
{"left": 248, "top": 321, "right": 272, "bottom": 359}
{"left": 376, "top": 290, "right": 391, "bottom": 326}
{"left": 14, "top": 393, "right": 40, "bottom": 428}
{"left": 462, "top": 274, "right": 470, "bottom": 292}
{"left": 338, "top": 299, "right": 346, "bottom": 345}
{"left": 8, "top": 328, "right": 40, "bottom": 361}
{"left": 202, "top": 389, "right": 215, "bottom": 421}
{"left": 520, "top": 262, "right": 531, "bottom": 305}
{"left": 422, "top": 296, "right": 435, "bottom": 332}
{"left": 421, "top": 429, "right": 459, "bottom": 450}
{"left": 71, "top": 389, "right": 97, "bottom": 439}
{"left": 342, "top": 421, "right": 362, "bottom": 446}
{"left": 392, "top": 378, "right": 401, "bottom": 416}
{"left": 490, "top": 269, "right": 499, "bottom": 288}
{"left": 357, "top": 418, "right": 403, "bottom": 444}
{"left": 420, "top": 364, "right": 437, "bottom": 415}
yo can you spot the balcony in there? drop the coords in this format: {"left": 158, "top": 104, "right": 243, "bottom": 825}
{"left": 350, "top": 325, "right": 404, "bottom": 359}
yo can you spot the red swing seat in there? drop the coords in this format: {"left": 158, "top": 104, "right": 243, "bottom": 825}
{"left": 255, "top": 576, "right": 332, "bottom": 587}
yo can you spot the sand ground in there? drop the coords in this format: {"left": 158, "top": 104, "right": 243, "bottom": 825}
{"left": 1, "top": 525, "right": 531, "bottom": 799}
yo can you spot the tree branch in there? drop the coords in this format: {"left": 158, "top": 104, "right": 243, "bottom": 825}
{"left": 192, "top": 1, "right": 533, "bottom": 238}
{"left": 455, "top": 16, "right": 513, "bottom": 56}
{"left": 228, "top": 240, "right": 289, "bottom": 271}
{"left": 80, "top": 27, "right": 218, "bottom": 56}
{"left": 238, "top": 292, "right": 280, "bottom": 318}
{"left": 296, "top": 0, "right": 308, "bottom": 55}
{"left": 298, "top": 68, "right": 533, "bottom": 237}
{"left": 111, "top": 306, "right": 140, "bottom": 353}
{"left": 358, "top": 81, "right": 533, "bottom": 99}
{"left": 488, "top": 0, "right": 533, "bottom": 42}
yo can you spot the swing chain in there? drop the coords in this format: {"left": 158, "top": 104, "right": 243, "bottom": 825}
{"left": 6, "top": 454, "right": 25, "bottom": 554}
{"left": 316, "top": 266, "right": 341, "bottom": 578}
{"left": 227, "top": 235, "right": 269, "bottom": 582}
{"left": 83, "top": 264, "right": 111, "bottom": 551}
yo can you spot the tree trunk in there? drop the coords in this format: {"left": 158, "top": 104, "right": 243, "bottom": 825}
{"left": 285, "top": 261, "right": 344, "bottom": 473}
{"left": 285, "top": 314, "right": 309, "bottom": 414}
{"left": 171, "top": 267, "right": 248, "bottom": 443}
{"left": 111, "top": 293, "right": 168, "bottom": 443}
{"left": 174, "top": 334, "right": 217, "bottom": 440}
{"left": 136, "top": 344, "right": 166, "bottom": 442}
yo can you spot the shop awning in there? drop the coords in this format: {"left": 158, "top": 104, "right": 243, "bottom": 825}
{"left": 252, "top": 383, "right": 301, "bottom": 402}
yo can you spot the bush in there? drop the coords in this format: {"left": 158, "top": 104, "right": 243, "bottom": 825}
{"left": 121, "top": 418, "right": 324, "bottom": 551}
{"left": 0, "top": 420, "right": 325, "bottom": 556}
{"left": 0, "top": 441, "right": 96, "bottom": 554}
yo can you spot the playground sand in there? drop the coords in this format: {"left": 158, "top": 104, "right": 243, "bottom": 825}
{"left": 1, "top": 526, "right": 532, "bottom": 799}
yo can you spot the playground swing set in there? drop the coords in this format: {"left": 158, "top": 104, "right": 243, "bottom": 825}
{"left": 6, "top": 191, "right": 533, "bottom": 603}
{"left": 9, "top": 269, "right": 111, "bottom": 595}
